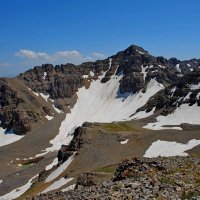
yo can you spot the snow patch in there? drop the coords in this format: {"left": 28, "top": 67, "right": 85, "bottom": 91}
{"left": 42, "top": 178, "right": 73, "bottom": 193}
{"left": 158, "top": 65, "right": 165, "bottom": 69}
{"left": 120, "top": 139, "right": 129, "bottom": 144}
{"left": 175, "top": 64, "right": 181, "bottom": 73}
{"left": 61, "top": 184, "right": 76, "bottom": 192}
{"left": 183, "top": 92, "right": 192, "bottom": 101}
{"left": 1, "top": 174, "right": 38, "bottom": 200}
{"left": 43, "top": 72, "right": 47, "bottom": 79}
{"left": 0, "top": 127, "right": 24, "bottom": 147}
{"left": 141, "top": 65, "right": 148, "bottom": 81}
{"left": 197, "top": 92, "right": 200, "bottom": 99}
{"left": 144, "top": 139, "right": 200, "bottom": 158}
{"left": 45, "top": 115, "right": 54, "bottom": 120}
{"left": 53, "top": 105, "right": 62, "bottom": 113}
{"left": 45, "top": 153, "right": 76, "bottom": 182}
{"left": 190, "top": 83, "right": 200, "bottom": 90}
{"left": 45, "top": 158, "right": 58, "bottom": 171}
{"left": 144, "top": 104, "right": 200, "bottom": 130}
{"left": 28, "top": 88, "right": 39, "bottom": 96}
{"left": 136, "top": 49, "right": 145, "bottom": 54}
{"left": 39, "top": 93, "right": 50, "bottom": 102}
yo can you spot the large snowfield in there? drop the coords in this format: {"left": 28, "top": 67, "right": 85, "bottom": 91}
{"left": 43, "top": 66, "right": 164, "bottom": 154}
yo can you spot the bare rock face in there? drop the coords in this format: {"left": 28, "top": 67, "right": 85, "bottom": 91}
{"left": 0, "top": 78, "right": 52, "bottom": 135}
{"left": 57, "top": 126, "right": 85, "bottom": 162}
{"left": 137, "top": 70, "right": 200, "bottom": 115}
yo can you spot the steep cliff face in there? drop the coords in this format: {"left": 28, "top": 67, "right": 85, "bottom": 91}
{"left": 0, "top": 78, "right": 53, "bottom": 135}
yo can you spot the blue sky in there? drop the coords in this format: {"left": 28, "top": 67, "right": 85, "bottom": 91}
{"left": 0, "top": 0, "right": 200, "bottom": 77}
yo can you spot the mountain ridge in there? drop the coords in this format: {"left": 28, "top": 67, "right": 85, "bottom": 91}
{"left": 1, "top": 44, "right": 200, "bottom": 135}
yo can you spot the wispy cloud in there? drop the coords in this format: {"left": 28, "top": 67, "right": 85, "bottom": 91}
{"left": 15, "top": 49, "right": 92, "bottom": 63}
{"left": 15, "top": 50, "right": 49, "bottom": 60}
{"left": 15, "top": 49, "right": 106, "bottom": 66}
{"left": 92, "top": 52, "right": 107, "bottom": 59}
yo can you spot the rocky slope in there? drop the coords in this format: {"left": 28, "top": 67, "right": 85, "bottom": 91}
{"left": 30, "top": 156, "right": 200, "bottom": 200}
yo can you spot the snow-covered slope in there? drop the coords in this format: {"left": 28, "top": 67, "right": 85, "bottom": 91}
{"left": 38, "top": 67, "right": 164, "bottom": 154}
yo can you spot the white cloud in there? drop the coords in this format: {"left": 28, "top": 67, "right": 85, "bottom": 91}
{"left": 16, "top": 50, "right": 50, "bottom": 60}
{"left": 15, "top": 49, "right": 106, "bottom": 66}
{"left": 15, "top": 49, "right": 94, "bottom": 65}
{"left": 92, "top": 52, "right": 107, "bottom": 59}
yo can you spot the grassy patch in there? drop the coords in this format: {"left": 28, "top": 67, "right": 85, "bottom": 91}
{"left": 16, "top": 181, "right": 50, "bottom": 200}
{"left": 20, "top": 163, "right": 33, "bottom": 169}
{"left": 95, "top": 165, "right": 116, "bottom": 174}
{"left": 101, "top": 122, "right": 138, "bottom": 132}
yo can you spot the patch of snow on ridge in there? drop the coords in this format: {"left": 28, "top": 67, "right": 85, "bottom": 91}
{"left": 158, "top": 65, "right": 165, "bottom": 69}
{"left": 43, "top": 72, "right": 47, "bottom": 79}
{"left": 1, "top": 174, "right": 38, "bottom": 200}
{"left": 120, "top": 139, "right": 129, "bottom": 144}
{"left": 45, "top": 158, "right": 58, "bottom": 171}
{"left": 45, "top": 153, "right": 76, "bottom": 182}
{"left": 45, "top": 115, "right": 54, "bottom": 120}
{"left": 40, "top": 93, "right": 50, "bottom": 102}
{"left": 175, "top": 64, "right": 181, "bottom": 73}
{"left": 136, "top": 49, "right": 145, "bottom": 54}
{"left": 144, "top": 139, "right": 200, "bottom": 158}
{"left": 0, "top": 179, "right": 3, "bottom": 184}
{"left": 53, "top": 104, "right": 62, "bottom": 113}
{"left": 61, "top": 184, "right": 76, "bottom": 192}
{"left": 190, "top": 83, "right": 200, "bottom": 90}
{"left": 144, "top": 103, "right": 200, "bottom": 130}
{"left": 132, "top": 107, "right": 156, "bottom": 119}
{"left": 141, "top": 65, "right": 148, "bottom": 81}
{"left": 27, "top": 88, "right": 39, "bottom": 96}
{"left": 42, "top": 178, "right": 73, "bottom": 193}
{"left": 0, "top": 127, "right": 24, "bottom": 147}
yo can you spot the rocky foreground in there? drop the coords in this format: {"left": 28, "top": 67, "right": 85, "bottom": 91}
{"left": 30, "top": 156, "right": 200, "bottom": 200}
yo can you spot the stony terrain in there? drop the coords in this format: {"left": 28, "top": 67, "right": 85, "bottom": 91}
{"left": 30, "top": 156, "right": 200, "bottom": 200}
